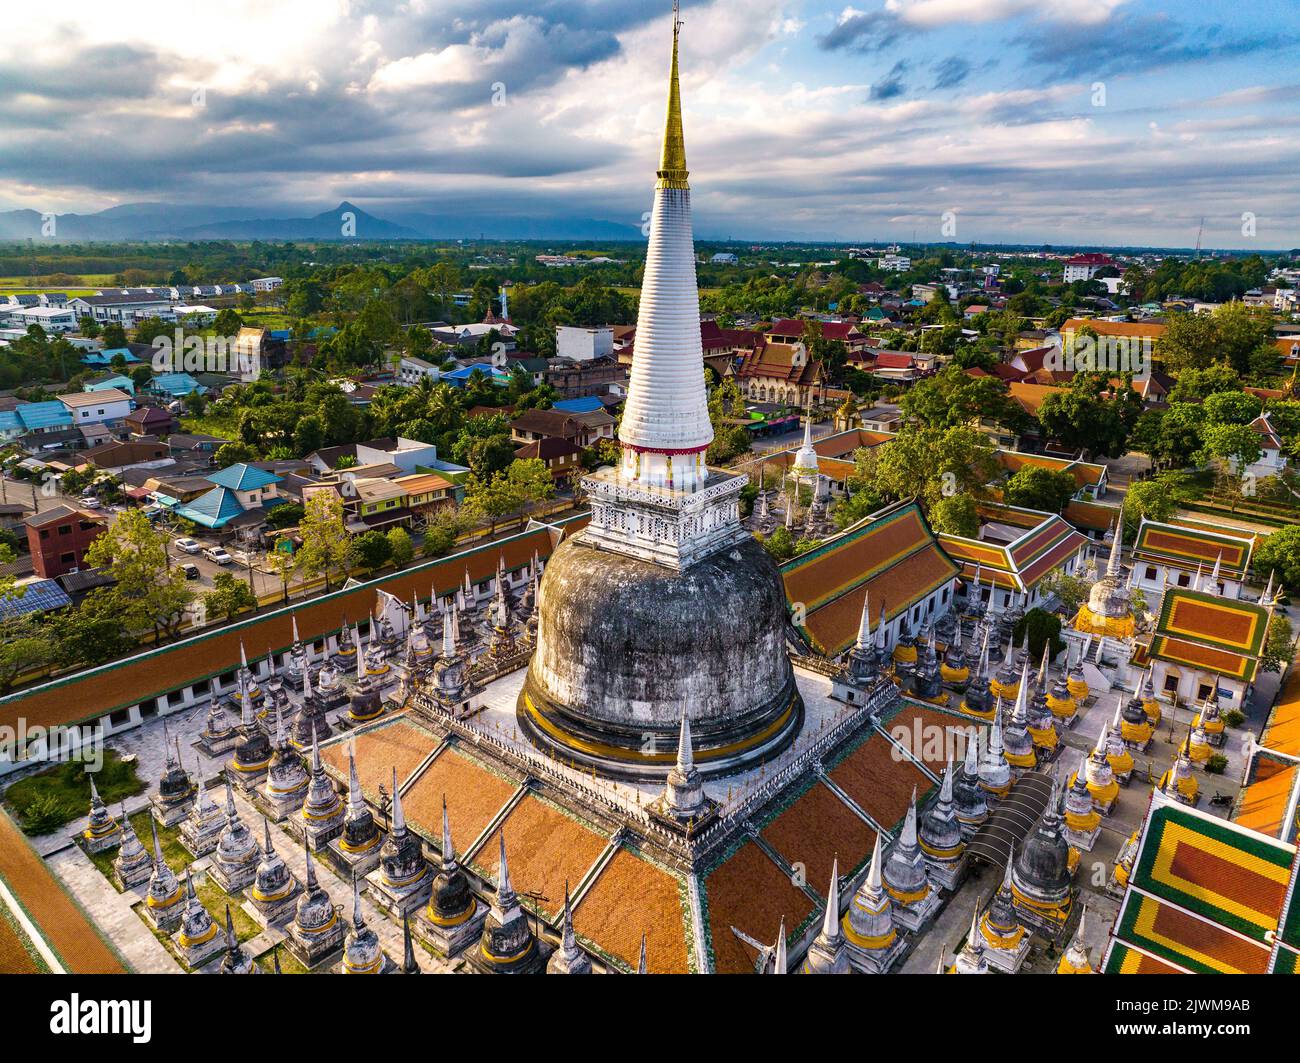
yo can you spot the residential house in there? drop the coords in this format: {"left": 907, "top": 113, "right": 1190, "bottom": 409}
{"left": 514, "top": 437, "right": 583, "bottom": 484}
{"left": 124, "top": 406, "right": 177, "bottom": 437}
{"left": 84, "top": 440, "right": 172, "bottom": 475}
{"left": 58, "top": 388, "right": 133, "bottom": 431}
{"left": 172, "top": 462, "right": 284, "bottom": 531}
{"left": 25, "top": 505, "right": 107, "bottom": 578}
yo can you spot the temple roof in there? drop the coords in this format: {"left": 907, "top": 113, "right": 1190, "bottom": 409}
{"left": 938, "top": 504, "right": 1087, "bottom": 593}
{"left": 1146, "top": 587, "right": 1270, "bottom": 682}
{"left": 1104, "top": 796, "right": 1300, "bottom": 974}
{"left": 1235, "top": 664, "right": 1300, "bottom": 842}
{"left": 1132, "top": 518, "right": 1255, "bottom": 580}
{"left": 0, "top": 516, "right": 585, "bottom": 733}
{"left": 781, "top": 501, "right": 959, "bottom": 657}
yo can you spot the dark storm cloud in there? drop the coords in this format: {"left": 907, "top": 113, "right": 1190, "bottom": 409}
{"left": 1014, "top": 13, "right": 1286, "bottom": 77}
{"left": 931, "top": 56, "right": 972, "bottom": 91}
{"left": 818, "top": 11, "right": 913, "bottom": 54}
{"left": 869, "top": 60, "right": 910, "bottom": 101}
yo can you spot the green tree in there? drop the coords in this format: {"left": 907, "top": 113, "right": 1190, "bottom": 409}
{"left": 83, "top": 510, "right": 193, "bottom": 642}
{"left": 205, "top": 571, "right": 258, "bottom": 622}
{"left": 761, "top": 525, "right": 796, "bottom": 562}
{"left": 1130, "top": 404, "right": 1204, "bottom": 469}
{"left": 0, "top": 615, "right": 56, "bottom": 695}
{"left": 214, "top": 441, "right": 258, "bottom": 467}
{"left": 1037, "top": 373, "right": 1143, "bottom": 459}
{"left": 1261, "top": 613, "right": 1295, "bottom": 674}
{"left": 350, "top": 530, "right": 393, "bottom": 571}
{"left": 386, "top": 527, "right": 415, "bottom": 568}
{"left": 929, "top": 493, "right": 979, "bottom": 537}
{"left": 1121, "top": 475, "right": 1188, "bottom": 539}
{"left": 864, "top": 425, "right": 998, "bottom": 511}
{"left": 295, "top": 492, "right": 352, "bottom": 591}
{"left": 1255, "top": 525, "right": 1300, "bottom": 593}
{"left": 1002, "top": 466, "right": 1077, "bottom": 513}
{"left": 1012, "top": 608, "right": 1066, "bottom": 662}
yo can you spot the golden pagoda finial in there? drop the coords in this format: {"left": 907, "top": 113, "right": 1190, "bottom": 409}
{"left": 658, "top": 1, "right": 689, "bottom": 188}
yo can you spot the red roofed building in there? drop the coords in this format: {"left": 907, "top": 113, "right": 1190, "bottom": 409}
{"left": 734, "top": 341, "right": 826, "bottom": 407}
{"left": 1062, "top": 254, "right": 1116, "bottom": 283}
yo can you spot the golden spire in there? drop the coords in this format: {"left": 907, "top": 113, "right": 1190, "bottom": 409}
{"left": 658, "top": 1, "right": 689, "bottom": 188}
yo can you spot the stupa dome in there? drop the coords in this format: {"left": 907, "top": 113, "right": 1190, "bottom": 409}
{"left": 519, "top": 534, "right": 800, "bottom": 780}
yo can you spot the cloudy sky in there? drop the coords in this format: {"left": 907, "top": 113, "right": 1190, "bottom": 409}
{"left": 2, "top": 0, "right": 1298, "bottom": 247}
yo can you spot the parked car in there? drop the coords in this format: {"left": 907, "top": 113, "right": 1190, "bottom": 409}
{"left": 204, "top": 547, "right": 233, "bottom": 565}
{"left": 78, "top": 496, "right": 101, "bottom": 509}
{"left": 174, "top": 537, "right": 201, "bottom": 554}
{"left": 180, "top": 563, "right": 200, "bottom": 580}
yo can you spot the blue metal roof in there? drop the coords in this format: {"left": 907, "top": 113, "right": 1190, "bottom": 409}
{"left": 81, "top": 347, "right": 142, "bottom": 366}
{"left": 174, "top": 486, "right": 246, "bottom": 528}
{"left": 553, "top": 396, "right": 605, "bottom": 414}
{"left": 16, "top": 401, "right": 73, "bottom": 430}
{"left": 0, "top": 580, "right": 72, "bottom": 620}
{"left": 207, "top": 463, "right": 281, "bottom": 491}
{"left": 0, "top": 411, "right": 21, "bottom": 434}
{"left": 149, "top": 372, "right": 201, "bottom": 396}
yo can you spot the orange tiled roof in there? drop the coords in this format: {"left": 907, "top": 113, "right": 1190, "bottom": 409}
{"left": 827, "top": 729, "right": 933, "bottom": 831}
{"left": 1133, "top": 519, "right": 1254, "bottom": 580}
{"left": 760, "top": 780, "right": 877, "bottom": 895}
{"left": 401, "top": 744, "right": 520, "bottom": 856}
{"left": 467, "top": 793, "right": 608, "bottom": 919}
{"left": 574, "top": 846, "right": 692, "bottom": 973}
{"left": 702, "top": 840, "right": 816, "bottom": 974}
{"left": 1007, "top": 381, "right": 1066, "bottom": 417}
{"left": 1108, "top": 799, "right": 1296, "bottom": 974}
{"left": 320, "top": 717, "right": 438, "bottom": 801}
{"left": 0, "top": 518, "right": 585, "bottom": 732}
{"left": 1061, "top": 318, "right": 1168, "bottom": 340}
{"left": 1063, "top": 498, "right": 1120, "bottom": 533}
{"left": 1153, "top": 588, "right": 1268, "bottom": 662}
{"left": 1261, "top": 666, "right": 1300, "bottom": 759}
{"left": 1235, "top": 762, "right": 1298, "bottom": 840}
{"left": 781, "top": 502, "right": 959, "bottom": 657}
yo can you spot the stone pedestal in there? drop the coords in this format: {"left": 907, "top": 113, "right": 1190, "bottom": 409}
{"left": 173, "top": 921, "right": 224, "bottom": 969}
{"left": 180, "top": 805, "right": 226, "bottom": 859}
{"left": 295, "top": 805, "right": 345, "bottom": 852}
{"left": 416, "top": 898, "right": 488, "bottom": 959}
{"left": 208, "top": 853, "right": 258, "bottom": 896}
{"left": 983, "top": 935, "right": 1031, "bottom": 974}
{"left": 1063, "top": 823, "right": 1101, "bottom": 852}
{"left": 246, "top": 878, "right": 302, "bottom": 929}
{"left": 333, "top": 952, "right": 397, "bottom": 975}
{"left": 326, "top": 831, "right": 385, "bottom": 881}
{"left": 286, "top": 918, "right": 345, "bottom": 970}
{"left": 889, "top": 890, "right": 941, "bottom": 934}
{"left": 150, "top": 789, "right": 196, "bottom": 828}
{"left": 365, "top": 863, "right": 432, "bottom": 918}
{"left": 844, "top": 934, "right": 906, "bottom": 974}
{"left": 921, "top": 852, "right": 967, "bottom": 893}
{"left": 142, "top": 889, "right": 185, "bottom": 934}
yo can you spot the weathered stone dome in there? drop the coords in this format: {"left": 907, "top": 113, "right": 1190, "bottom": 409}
{"left": 519, "top": 533, "right": 800, "bottom": 780}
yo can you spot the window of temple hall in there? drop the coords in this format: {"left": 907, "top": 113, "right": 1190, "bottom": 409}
{"left": 193, "top": 679, "right": 209, "bottom": 696}
{"left": 1145, "top": 567, "right": 1158, "bottom": 580}
{"left": 220, "top": 671, "right": 235, "bottom": 686}
{"left": 1176, "top": 573, "right": 1191, "bottom": 587}
{"left": 1164, "top": 675, "right": 1179, "bottom": 694}
{"left": 1198, "top": 684, "right": 1214, "bottom": 701}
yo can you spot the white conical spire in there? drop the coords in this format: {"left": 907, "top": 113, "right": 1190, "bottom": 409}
{"left": 498, "top": 833, "right": 514, "bottom": 900}
{"left": 939, "top": 754, "right": 955, "bottom": 802}
{"left": 821, "top": 857, "right": 841, "bottom": 942}
{"left": 855, "top": 591, "right": 873, "bottom": 651}
{"left": 963, "top": 731, "right": 980, "bottom": 776}
{"left": 675, "top": 707, "right": 694, "bottom": 774}
{"left": 441, "top": 601, "right": 456, "bottom": 658}
{"left": 440, "top": 796, "right": 455, "bottom": 870}
{"left": 866, "top": 832, "right": 884, "bottom": 893}
{"left": 874, "top": 600, "right": 888, "bottom": 652}
{"left": 637, "top": 935, "right": 648, "bottom": 974}
{"left": 1036, "top": 643, "right": 1049, "bottom": 691}
{"left": 240, "top": 640, "right": 249, "bottom": 673}
{"left": 901, "top": 788, "right": 919, "bottom": 846}
{"left": 1193, "top": 561, "right": 1204, "bottom": 592}
{"left": 1106, "top": 507, "right": 1124, "bottom": 577}
{"left": 617, "top": 6, "right": 712, "bottom": 481}
{"left": 772, "top": 918, "right": 787, "bottom": 974}
{"left": 390, "top": 767, "right": 406, "bottom": 836}
{"left": 351, "top": 873, "right": 366, "bottom": 930}
{"left": 309, "top": 729, "right": 323, "bottom": 774}
{"left": 1209, "top": 551, "right": 1222, "bottom": 587}
{"left": 1260, "top": 571, "right": 1276, "bottom": 604}
{"left": 346, "top": 742, "right": 365, "bottom": 814}
{"left": 1011, "top": 660, "right": 1031, "bottom": 724}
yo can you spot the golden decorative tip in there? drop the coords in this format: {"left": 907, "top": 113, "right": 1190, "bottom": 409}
{"left": 658, "top": 3, "right": 689, "bottom": 188}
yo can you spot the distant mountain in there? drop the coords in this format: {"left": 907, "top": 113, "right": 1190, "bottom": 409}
{"left": 173, "top": 202, "right": 423, "bottom": 240}
{"left": 0, "top": 200, "right": 645, "bottom": 242}
{"left": 388, "top": 211, "right": 643, "bottom": 241}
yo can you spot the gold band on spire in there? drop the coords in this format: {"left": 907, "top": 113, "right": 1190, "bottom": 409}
{"left": 658, "top": 2, "right": 689, "bottom": 189}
